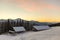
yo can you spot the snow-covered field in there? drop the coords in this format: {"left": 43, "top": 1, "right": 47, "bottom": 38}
{"left": 0, "top": 26, "right": 60, "bottom": 40}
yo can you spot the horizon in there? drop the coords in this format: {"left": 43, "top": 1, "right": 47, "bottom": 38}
{"left": 0, "top": 0, "right": 60, "bottom": 22}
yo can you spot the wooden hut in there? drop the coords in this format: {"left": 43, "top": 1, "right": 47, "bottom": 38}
{"left": 0, "top": 19, "right": 9, "bottom": 34}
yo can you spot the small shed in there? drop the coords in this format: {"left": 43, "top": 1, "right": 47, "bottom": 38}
{"left": 12, "top": 26, "right": 26, "bottom": 33}
{"left": 32, "top": 26, "right": 50, "bottom": 31}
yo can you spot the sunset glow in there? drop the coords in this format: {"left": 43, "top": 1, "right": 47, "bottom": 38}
{"left": 0, "top": 0, "right": 60, "bottom": 22}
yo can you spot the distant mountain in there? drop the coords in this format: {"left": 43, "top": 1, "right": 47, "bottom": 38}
{"left": 49, "top": 23, "right": 60, "bottom": 27}
{"left": 30, "top": 20, "right": 53, "bottom": 26}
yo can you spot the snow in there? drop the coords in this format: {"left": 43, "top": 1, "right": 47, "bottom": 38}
{"left": 33, "top": 26, "right": 50, "bottom": 30}
{"left": 13, "top": 27, "right": 26, "bottom": 32}
{"left": 0, "top": 26, "right": 60, "bottom": 40}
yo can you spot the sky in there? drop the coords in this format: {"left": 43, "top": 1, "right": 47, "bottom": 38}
{"left": 0, "top": 0, "right": 60, "bottom": 22}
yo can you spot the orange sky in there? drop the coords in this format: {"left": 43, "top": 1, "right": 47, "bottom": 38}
{"left": 0, "top": 0, "right": 60, "bottom": 22}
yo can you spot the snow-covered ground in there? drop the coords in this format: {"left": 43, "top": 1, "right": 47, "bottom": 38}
{"left": 0, "top": 26, "right": 60, "bottom": 40}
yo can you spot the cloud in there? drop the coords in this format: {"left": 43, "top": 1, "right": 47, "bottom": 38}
{"left": 0, "top": 0, "right": 60, "bottom": 22}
